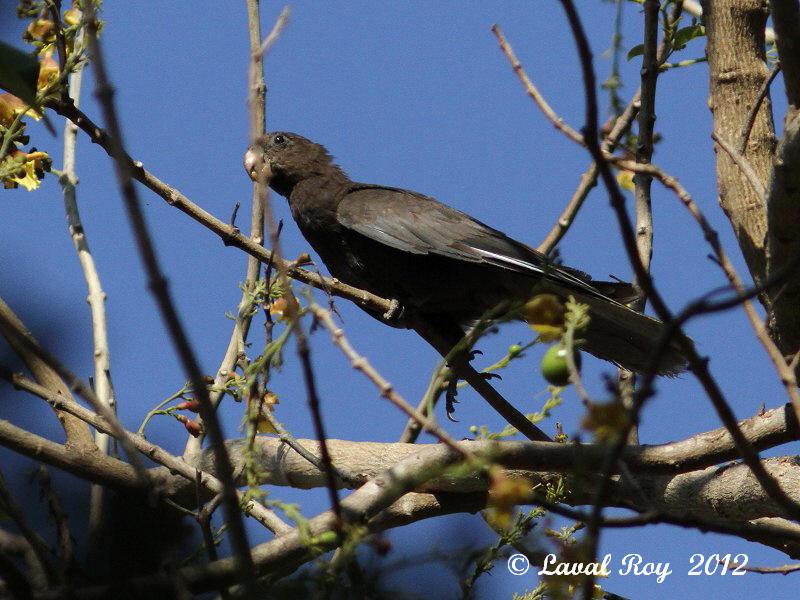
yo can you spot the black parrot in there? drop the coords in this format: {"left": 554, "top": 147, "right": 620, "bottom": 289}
{"left": 243, "top": 132, "right": 688, "bottom": 384}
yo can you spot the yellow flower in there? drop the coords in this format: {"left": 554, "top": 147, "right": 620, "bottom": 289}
{"left": 485, "top": 468, "right": 532, "bottom": 529}
{"left": 616, "top": 168, "right": 635, "bottom": 191}
{"left": 522, "top": 294, "right": 565, "bottom": 341}
{"left": 0, "top": 93, "right": 39, "bottom": 126}
{"left": 581, "top": 399, "right": 629, "bottom": 442}
{"left": 25, "top": 19, "right": 56, "bottom": 43}
{"left": 63, "top": 8, "right": 81, "bottom": 27}
{"left": 249, "top": 391, "right": 279, "bottom": 434}
{"left": 37, "top": 55, "right": 59, "bottom": 91}
{"left": 4, "top": 150, "right": 49, "bottom": 191}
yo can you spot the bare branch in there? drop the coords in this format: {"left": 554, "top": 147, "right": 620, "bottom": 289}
{"left": 490, "top": 24, "right": 584, "bottom": 145}
{"left": 45, "top": 98, "right": 395, "bottom": 317}
{"left": 739, "top": 62, "right": 781, "bottom": 153}
{"left": 258, "top": 6, "right": 290, "bottom": 58}
{"left": 82, "top": 1, "right": 257, "bottom": 584}
{"left": 0, "top": 298, "right": 94, "bottom": 450}
{"left": 2, "top": 369, "right": 291, "bottom": 535}
{"left": 712, "top": 131, "right": 767, "bottom": 199}
{"left": 537, "top": 97, "right": 638, "bottom": 254}
{"left": 57, "top": 19, "right": 113, "bottom": 542}
{"left": 309, "top": 303, "right": 473, "bottom": 457}
{"left": 0, "top": 528, "right": 48, "bottom": 593}
{"left": 611, "top": 156, "right": 800, "bottom": 421}
{"left": 632, "top": 0, "right": 660, "bottom": 297}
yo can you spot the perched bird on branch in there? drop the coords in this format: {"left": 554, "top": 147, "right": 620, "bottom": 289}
{"left": 244, "top": 132, "right": 689, "bottom": 380}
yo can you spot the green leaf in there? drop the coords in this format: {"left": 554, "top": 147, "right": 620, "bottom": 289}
{"left": 0, "top": 41, "right": 40, "bottom": 109}
{"left": 626, "top": 43, "right": 644, "bottom": 61}
{"left": 672, "top": 24, "right": 705, "bottom": 50}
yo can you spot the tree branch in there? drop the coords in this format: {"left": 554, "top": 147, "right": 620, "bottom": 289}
{"left": 82, "top": 1, "right": 258, "bottom": 586}
{"left": 43, "top": 98, "right": 394, "bottom": 317}
{"left": 2, "top": 369, "right": 291, "bottom": 535}
{"left": 0, "top": 298, "right": 94, "bottom": 450}
{"left": 56, "top": 18, "right": 113, "bottom": 542}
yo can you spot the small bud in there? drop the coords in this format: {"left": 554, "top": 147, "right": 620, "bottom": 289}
{"left": 508, "top": 343, "right": 523, "bottom": 358}
{"left": 175, "top": 400, "right": 201, "bottom": 413}
{"left": 370, "top": 536, "right": 392, "bottom": 556}
{"left": 183, "top": 419, "right": 203, "bottom": 437}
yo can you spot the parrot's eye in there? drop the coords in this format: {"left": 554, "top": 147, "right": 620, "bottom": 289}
{"left": 273, "top": 134, "right": 286, "bottom": 145}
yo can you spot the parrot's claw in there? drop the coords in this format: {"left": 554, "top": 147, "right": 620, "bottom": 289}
{"left": 445, "top": 377, "right": 460, "bottom": 421}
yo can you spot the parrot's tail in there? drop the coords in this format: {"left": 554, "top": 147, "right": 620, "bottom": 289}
{"left": 542, "top": 282, "right": 691, "bottom": 375}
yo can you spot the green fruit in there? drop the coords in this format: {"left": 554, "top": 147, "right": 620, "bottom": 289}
{"left": 541, "top": 344, "right": 581, "bottom": 386}
{"left": 508, "top": 344, "right": 523, "bottom": 358}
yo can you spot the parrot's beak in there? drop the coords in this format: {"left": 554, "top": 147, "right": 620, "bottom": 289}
{"left": 243, "top": 148, "right": 272, "bottom": 183}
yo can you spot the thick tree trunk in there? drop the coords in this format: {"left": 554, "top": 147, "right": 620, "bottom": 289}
{"left": 705, "top": 0, "right": 775, "bottom": 293}
{"left": 767, "top": 0, "right": 800, "bottom": 364}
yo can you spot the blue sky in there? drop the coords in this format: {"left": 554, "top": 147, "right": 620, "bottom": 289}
{"left": 1, "top": 2, "right": 798, "bottom": 598}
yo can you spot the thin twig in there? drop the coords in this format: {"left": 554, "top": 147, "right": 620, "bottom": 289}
{"left": 0, "top": 469, "right": 57, "bottom": 585}
{"left": 728, "top": 561, "right": 800, "bottom": 575}
{"left": 258, "top": 6, "right": 291, "bottom": 57}
{"left": 57, "top": 17, "right": 113, "bottom": 543}
{"left": 0, "top": 295, "right": 148, "bottom": 482}
{"left": 739, "top": 62, "right": 781, "bottom": 153}
{"left": 557, "top": 2, "right": 800, "bottom": 582}
{"left": 260, "top": 410, "right": 360, "bottom": 487}
{"left": 243, "top": 3, "right": 345, "bottom": 528}
{"left": 45, "top": 99, "right": 396, "bottom": 321}
{"left": 293, "top": 321, "right": 344, "bottom": 525}
{"left": 195, "top": 489, "right": 232, "bottom": 600}
{"left": 81, "top": 2, "right": 257, "bottom": 586}
{"left": 537, "top": 97, "right": 639, "bottom": 254}
{"left": 712, "top": 131, "right": 767, "bottom": 199}
{"left": 3, "top": 369, "right": 291, "bottom": 535}
{"left": 309, "top": 303, "right": 473, "bottom": 458}
{"left": 398, "top": 360, "right": 448, "bottom": 443}
{"left": 36, "top": 467, "right": 74, "bottom": 577}
{"left": 45, "top": 0, "right": 67, "bottom": 97}
{"left": 492, "top": 7, "right": 679, "bottom": 256}
{"left": 611, "top": 157, "right": 800, "bottom": 422}
{"left": 490, "top": 24, "right": 584, "bottom": 146}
